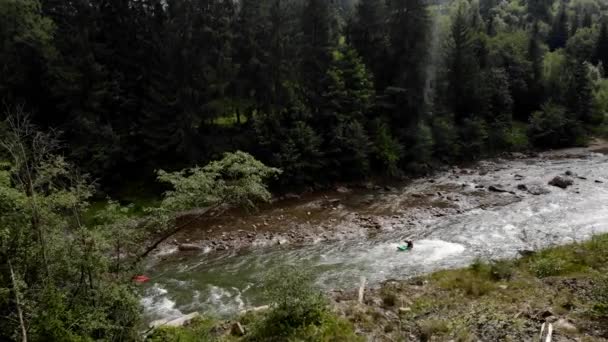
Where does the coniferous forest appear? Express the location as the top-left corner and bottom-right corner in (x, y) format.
(2, 0), (608, 341)
(3, 0), (608, 191)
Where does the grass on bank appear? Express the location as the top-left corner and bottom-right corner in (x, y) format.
(146, 234), (608, 341)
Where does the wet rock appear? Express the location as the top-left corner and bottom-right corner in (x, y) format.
(517, 184), (528, 191)
(284, 193), (301, 200)
(489, 185), (508, 193)
(595, 180), (604, 184)
(231, 322), (245, 336)
(475, 184), (485, 189)
(514, 174), (525, 180)
(549, 176), (574, 189)
(384, 186), (397, 192)
(526, 185), (551, 195)
(320, 198), (340, 208)
(564, 170), (574, 176)
(555, 318), (577, 333)
(178, 243), (203, 252)
(577, 176), (587, 180)
(518, 249), (536, 257)
(539, 309), (555, 319)
(336, 186), (350, 193)
(428, 179), (436, 183)
(411, 193), (423, 198)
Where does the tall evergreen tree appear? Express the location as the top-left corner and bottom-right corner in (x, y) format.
(596, 20), (608, 72)
(549, 2), (569, 50)
(349, 0), (389, 89)
(300, 0), (337, 111)
(386, 0), (430, 127)
(446, 3), (481, 123)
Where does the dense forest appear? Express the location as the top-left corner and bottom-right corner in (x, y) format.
(1, 0), (608, 340)
(2, 0), (608, 192)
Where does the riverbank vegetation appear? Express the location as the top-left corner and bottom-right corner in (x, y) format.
(148, 234), (608, 341)
(0, 114), (279, 341)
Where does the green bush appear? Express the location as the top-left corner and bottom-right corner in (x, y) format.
(146, 317), (215, 342)
(531, 255), (566, 278)
(489, 260), (515, 281)
(247, 267), (361, 341)
(592, 277), (608, 318)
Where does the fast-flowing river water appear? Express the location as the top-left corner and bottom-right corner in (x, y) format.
(141, 148), (608, 323)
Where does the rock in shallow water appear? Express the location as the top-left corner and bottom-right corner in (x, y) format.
(489, 185), (508, 193)
(178, 243), (203, 252)
(548, 176), (574, 189)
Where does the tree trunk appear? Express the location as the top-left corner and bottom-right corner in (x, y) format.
(9, 260), (28, 342)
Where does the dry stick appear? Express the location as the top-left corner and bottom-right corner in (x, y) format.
(8, 260), (27, 342)
(137, 203), (224, 261)
(358, 276), (366, 304)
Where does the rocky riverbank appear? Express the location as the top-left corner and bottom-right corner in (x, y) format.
(153, 142), (607, 258)
(147, 233), (608, 341)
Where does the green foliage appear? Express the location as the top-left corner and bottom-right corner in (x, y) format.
(459, 118), (488, 159)
(529, 102), (582, 147)
(157, 151), (281, 212)
(0, 113), (141, 341)
(371, 119), (403, 177)
(592, 277), (608, 318)
(248, 267), (360, 341)
(146, 317), (215, 342)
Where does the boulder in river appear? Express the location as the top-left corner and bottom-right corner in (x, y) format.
(549, 176), (574, 189)
(489, 185), (508, 193)
(520, 184), (551, 196)
(336, 186), (350, 193)
(283, 193), (301, 200)
(178, 243), (203, 252)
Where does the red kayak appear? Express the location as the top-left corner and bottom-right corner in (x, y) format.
(132, 275), (150, 283)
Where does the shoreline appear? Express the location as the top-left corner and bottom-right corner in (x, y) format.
(151, 140), (608, 259)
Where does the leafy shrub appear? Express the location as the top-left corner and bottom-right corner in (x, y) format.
(590, 277), (608, 318)
(381, 289), (398, 307)
(247, 267), (361, 341)
(531, 255), (566, 278)
(504, 122), (530, 151)
(528, 102), (584, 148)
(489, 260), (515, 281)
(146, 317), (214, 342)
(419, 319), (450, 341)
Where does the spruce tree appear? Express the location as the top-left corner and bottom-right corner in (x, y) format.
(349, 0), (389, 89)
(596, 20), (608, 73)
(386, 0), (430, 127)
(549, 2), (569, 50)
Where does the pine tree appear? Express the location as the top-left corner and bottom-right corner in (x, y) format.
(528, 21), (545, 111)
(549, 2), (569, 50)
(300, 0), (337, 110)
(446, 3), (480, 123)
(596, 20), (608, 73)
(318, 41), (375, 179)
(566, 61), (594, 125)
(349, 0), (389, 89)
(386, 0), (430, 127)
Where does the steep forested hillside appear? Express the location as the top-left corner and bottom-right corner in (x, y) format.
(2, 0), (608, 191)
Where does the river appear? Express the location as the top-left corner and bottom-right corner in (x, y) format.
(141, 146), (608, 324)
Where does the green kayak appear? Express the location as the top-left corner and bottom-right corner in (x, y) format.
(397, 245), (410, 252)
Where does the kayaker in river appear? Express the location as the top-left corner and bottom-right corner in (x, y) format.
(406, 240), (414, 249)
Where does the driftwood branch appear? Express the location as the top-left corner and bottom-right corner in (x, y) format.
(358, 276), (366, 304)
(137, 203), (224, 260)
(9, 260), (27, 342)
